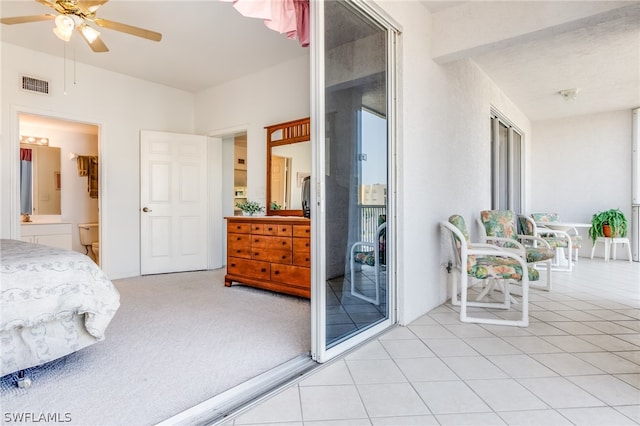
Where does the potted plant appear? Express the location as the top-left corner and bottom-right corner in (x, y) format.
(235, 200), (264, 216)
(589, 208), (628, 243)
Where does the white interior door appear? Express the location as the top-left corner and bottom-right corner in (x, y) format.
(140, 130), (209, 275)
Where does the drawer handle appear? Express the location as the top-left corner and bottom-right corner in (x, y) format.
(236, 250), (241, 253)
(254, 252), (259, 256)
(282, 242), (286, 245)
(261, 268), (266, 272)
(231, 263), (236, 267)
(268, 227), (273, 231)
(281, 228), (287, 232)
(274, 270), (280, 275)
(282, 255), (286, 259)
(236, 237), (241, 241)
(305, 243), (310, 247)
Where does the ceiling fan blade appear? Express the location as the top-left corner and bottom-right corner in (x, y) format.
(76, 25), (109, 52)
(94, 18), (162, 42)
(34, 0), (57, 10)
(77, 0), (109, 13)
(0, 14), (55, 25)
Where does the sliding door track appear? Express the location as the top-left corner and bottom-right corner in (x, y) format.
(157, 354), (317, 426)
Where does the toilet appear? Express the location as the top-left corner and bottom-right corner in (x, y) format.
(91, 242), (100, 264)
(78, 223), (99, 263)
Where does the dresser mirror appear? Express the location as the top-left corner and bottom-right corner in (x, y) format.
(266, 118), (311, 217)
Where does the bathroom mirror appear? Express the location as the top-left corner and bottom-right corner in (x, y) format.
(20, 144), (62, 215)
(266, 118), (311, 216)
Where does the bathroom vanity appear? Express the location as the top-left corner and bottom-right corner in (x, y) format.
(20, 222), (72, 250)
(225, 216), (311, 298)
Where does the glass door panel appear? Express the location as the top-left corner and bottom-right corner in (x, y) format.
(322, 1), (391, 351)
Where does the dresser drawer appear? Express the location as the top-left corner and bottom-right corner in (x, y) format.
(270, 264), (310, 286)
(227, 239), (252, 259)
(293, 238), (311, 253)
(252, 235), (292, 250)
(250, 223), (265, 234)
(293, 252), (311, 267)
(228, 232), (252, 244)
(263, 223), (292, 236)
(252, 249), (292, 264)
(228, 222), (252, 234)
(293, 225), (311, 238)
(227, 258), (270, 280)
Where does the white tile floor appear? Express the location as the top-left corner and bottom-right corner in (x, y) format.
(224, 257), (639, 425)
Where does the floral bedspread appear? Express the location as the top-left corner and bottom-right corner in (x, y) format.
(0, 239), (120, 375)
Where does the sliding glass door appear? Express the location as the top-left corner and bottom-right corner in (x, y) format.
(311, 0), (397, 362)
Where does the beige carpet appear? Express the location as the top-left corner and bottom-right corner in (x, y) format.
(1, 269), (311, 425)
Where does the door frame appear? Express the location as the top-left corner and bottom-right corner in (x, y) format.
(310, 0), (401, 363)
(8, 105), (105, 267)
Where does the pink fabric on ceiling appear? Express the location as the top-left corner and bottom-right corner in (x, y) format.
(292, 0), (309, 47)
(225, 0), (309, 47)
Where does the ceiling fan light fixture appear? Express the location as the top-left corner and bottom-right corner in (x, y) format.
(79, 24), (100, 44)
(53, 14), (74, 41)
(53, 26), (72, 41)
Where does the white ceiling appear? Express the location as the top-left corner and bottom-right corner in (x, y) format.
(1, 0), (308, 93)
(2, 1), (639, 122)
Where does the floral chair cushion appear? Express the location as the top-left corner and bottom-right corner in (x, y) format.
(518, 214), (569, 249)
(480, 210), (555, 263)
(531, 212), (560, 222)
(353, 251), (376, 266)
(353, 215), (386, 267)
(448, 215), (539, 282)
(530, 212), (582, 248)
(472, 256), (540, 281)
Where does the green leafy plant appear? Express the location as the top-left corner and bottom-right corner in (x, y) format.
(270, 201), (282, 210)
(235, 200), (264, 216)
(588, 208), (627, 243)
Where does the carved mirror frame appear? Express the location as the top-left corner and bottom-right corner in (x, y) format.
(265, 117), (310, 217)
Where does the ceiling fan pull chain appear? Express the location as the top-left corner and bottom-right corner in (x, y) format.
(63, 40), (67, 95)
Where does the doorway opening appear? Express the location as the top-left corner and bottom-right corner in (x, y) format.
(17, 113), (101, 265)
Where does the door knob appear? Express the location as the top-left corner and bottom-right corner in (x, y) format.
(142, 207), (152, 212)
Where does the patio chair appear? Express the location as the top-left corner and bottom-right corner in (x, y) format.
(518, 214), (573, 272)
(531, 212), (582, 262)
(349, 215), (386, 305)
(477, 210), (554, 291)
(441, 214), (536, 327)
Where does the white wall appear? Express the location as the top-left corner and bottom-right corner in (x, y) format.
(377, 1), (532, 325)
(1, 43), (195, 279)
(194, 55), (311, 207)
(531, 109), (633, 258)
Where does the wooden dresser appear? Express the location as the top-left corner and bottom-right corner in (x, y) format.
(225, 216), (311, 298)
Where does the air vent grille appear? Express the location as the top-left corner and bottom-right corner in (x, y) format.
(21, 76), (49, 94)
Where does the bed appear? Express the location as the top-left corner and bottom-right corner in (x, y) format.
(0, 239), (120, 384)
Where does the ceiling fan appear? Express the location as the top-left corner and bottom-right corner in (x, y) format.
(0, 0), (162, 53)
